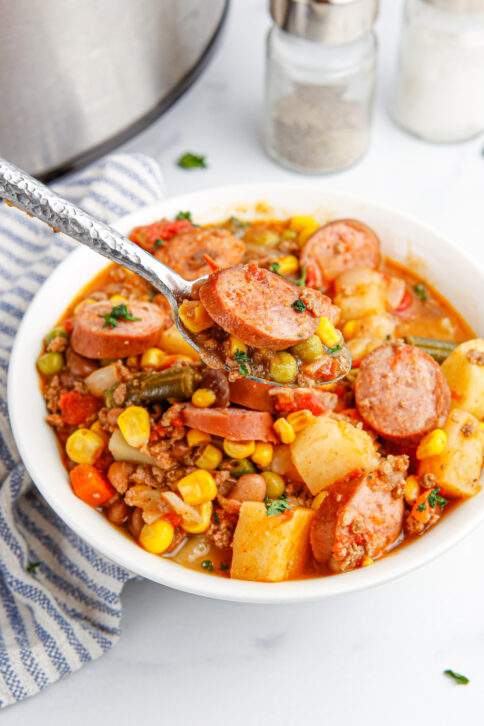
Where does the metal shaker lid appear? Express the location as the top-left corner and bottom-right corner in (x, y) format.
(270, 0), (379, 44)
(426, 0), (484, 10)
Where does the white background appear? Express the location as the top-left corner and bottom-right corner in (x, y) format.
(6, 0), (484, 723)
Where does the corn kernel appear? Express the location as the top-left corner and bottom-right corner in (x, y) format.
(316, 317), (342, 349)
(275, 255), (299, 276)
(404, 475), (420, 505)
(286, 409), (316, 432)
(109, 294), (128, 304)
(177, 469), (217, 505)
(191, 388), (216, 408)
(273, 418), (296, 444)
(362, 556), (374, 567)
(262, 471), (285, 498)
(140, 347), (166, 369)
(181, 500), (213, 533)
(343, 320), (357, 340)
(117, 406), (150, 448)
(416, 429), (447, 460)
(251, 442), (274, 468)
(90, 420), (107, 444)
(160, 324), (200, 360)
(290, 215), (320, 244)
(187, 429), (211, 447)
(139, 519), (174, 554)
(223, 439), (256, 459)
(179, 300), (213, 333)
(229, 336), (248, 357)
(195, 444), (223, 471)
(66, 428), (104, 465)
(312, 490), (328, 510)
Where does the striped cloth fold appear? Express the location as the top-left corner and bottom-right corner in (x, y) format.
(0, 154), (166, 708)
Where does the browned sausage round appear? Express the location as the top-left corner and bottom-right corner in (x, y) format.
(310, 470), (404, 572)
(155, 227), (245, 280)
(199, 264), (338, 350)
(301, 219), (381, 291)
(71, 300), (170, 359)
(355, 343), (450, 442)
(182, 404), (277, 442)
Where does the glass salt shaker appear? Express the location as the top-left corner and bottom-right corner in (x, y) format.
(392, 0), (484, 143)
(264, 0), (379, 174)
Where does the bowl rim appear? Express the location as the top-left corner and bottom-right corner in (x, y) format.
(7, 182), (484, 604)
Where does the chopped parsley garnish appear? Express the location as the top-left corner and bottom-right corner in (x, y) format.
(201, 559), (214, 571)
(26, 561), (41, 574)
(413, 283), (428, 301)
(102, 304), (141, 329)
(175, 210), (192, 221)
(220, 563), (229, 572)
(265, 494), (291, 517)
(153, 238), (166, 249)
(234, 349), (251, 376)
(269, 262), (281, 275)
(295, 265), (307, 287)
(327, 344), (342, 354)
(444, 669), (469, 685)
(428, 487), (448, 508)
(417, 502), (427, 512)
(177, 152), (207, 170)
(292, 299), (307, 313)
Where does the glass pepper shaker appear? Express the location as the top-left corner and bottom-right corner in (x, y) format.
(392, 0), (484, 143)
(264, 0), (379, 174)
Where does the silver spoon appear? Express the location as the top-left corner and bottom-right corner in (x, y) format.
(0, 158), (351, 385)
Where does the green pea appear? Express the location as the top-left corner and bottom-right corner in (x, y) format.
(262, 471), (285, 499)
(230, 458), (256, 478)
(37, 352), (64, 376)
(269, 352), (298, 384)
(291, 335), (324, 363)
(44, 327), (68, 345)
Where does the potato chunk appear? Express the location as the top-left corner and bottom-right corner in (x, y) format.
(290, 415), (379, 495)
(418, 409), (483, 498)
(441, 339), (484, 420)
(230, 502), (314, 582)
(334, 268), (386, 323)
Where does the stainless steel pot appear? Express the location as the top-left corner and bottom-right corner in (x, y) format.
(0, 0), (228, 179)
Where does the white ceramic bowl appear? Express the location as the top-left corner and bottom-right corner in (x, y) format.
(8, 184), (484, 604)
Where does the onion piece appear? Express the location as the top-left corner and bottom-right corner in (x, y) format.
(108, 428), (154, 465)
(385, 276), (406, 310)
(85, 363), (121, 397)
(161, 491), (201, 523)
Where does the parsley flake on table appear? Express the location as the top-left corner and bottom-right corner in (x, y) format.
(413, 282), (428, 301)
(26, 561), (41, 574)
(176, 152), (207, 170)
(175, 210), (192, 221)
(265, 494), (291, 517)
(444, 669), (469, 685)
(292, 299), (307, 313)
(201, 559), (214, 572)
(102, 303), (141, 329)
(234, 349), (251, 376)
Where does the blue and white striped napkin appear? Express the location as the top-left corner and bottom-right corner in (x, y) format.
(0, 154), (165, 708)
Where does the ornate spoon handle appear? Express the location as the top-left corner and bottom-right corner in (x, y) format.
(0, 157), (191, 309)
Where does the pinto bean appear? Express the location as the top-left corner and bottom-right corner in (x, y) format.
(128, 507), (144, 539)
(106, 498), (129, 525)
(229, 474), (267, 502)
(66, 347), (98, 378)
(108, 461), (134, 495)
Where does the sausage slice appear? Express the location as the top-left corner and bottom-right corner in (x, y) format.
(355, 343), (450, 442)
(182, 405), (277, 442)
(199, 264), (338, 350)
(71, 301), (169, 359)
(155, 227), (245, 280)
(310, 460), (406, 572)
(301, 219), (381, 291)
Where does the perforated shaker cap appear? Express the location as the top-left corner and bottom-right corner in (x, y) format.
(270, 0), (379, 44)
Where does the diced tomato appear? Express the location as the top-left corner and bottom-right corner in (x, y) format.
(149, 421), (168, 443)
(64, 318), (74, 334)
(304, 264), (319, 289)
(129, 219), (193, 251)
(70, 464), (114, 507)
(202, 253), (219, 272)
(395, 288), (412, 313)
(273, 389), (330, 416)
(59, 390), (101, 426)
(164, 511), (182, 528)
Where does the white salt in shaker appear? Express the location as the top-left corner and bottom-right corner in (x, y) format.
(264, 0), (379, 174)
(392, 0), (484, 143)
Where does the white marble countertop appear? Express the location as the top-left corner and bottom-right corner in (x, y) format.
(6, 0), (484, 723)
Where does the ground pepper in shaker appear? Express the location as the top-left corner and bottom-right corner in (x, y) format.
(264, 0), (379, 174)
(392, 0), (484, 143)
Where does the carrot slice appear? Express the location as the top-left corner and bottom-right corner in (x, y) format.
(70, 464), (114, 507)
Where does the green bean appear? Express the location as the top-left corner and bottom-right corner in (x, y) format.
(105, 366), (200, 406)
(37, 352), (64, 376)
(405, 335), (457, 352)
